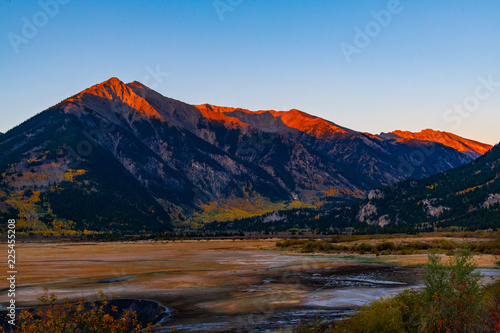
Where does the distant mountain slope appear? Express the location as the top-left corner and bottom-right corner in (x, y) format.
(0, 77), (493, 233)
(195, 104), (356, 139)
(196, 104), (485, 187)
(389, 129), (492, 156)
(353, 143), (500, 229)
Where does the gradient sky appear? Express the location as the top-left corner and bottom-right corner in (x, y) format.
(1, 0), (499, 144)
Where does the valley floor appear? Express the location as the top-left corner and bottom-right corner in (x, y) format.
(1, 237), (499, 332)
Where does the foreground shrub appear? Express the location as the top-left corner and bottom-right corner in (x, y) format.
(483, 280), (500, 332)
(423, 251), (484, 332)
(294, 290), (425, 333)
(1, 287), (160, 333)
(334, 292), (417, 333)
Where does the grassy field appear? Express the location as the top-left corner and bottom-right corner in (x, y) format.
(276, 231), (500, 268)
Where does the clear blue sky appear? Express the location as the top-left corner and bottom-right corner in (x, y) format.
(1, 0), (499, 144)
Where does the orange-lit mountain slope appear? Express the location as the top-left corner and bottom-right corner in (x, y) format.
(391, 129), (492, 155)
(195, 104), (356, 139)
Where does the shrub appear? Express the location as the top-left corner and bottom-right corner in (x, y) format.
(376, 242), (397, 252)
(302, 240), (318, 253)
(393, 289), (427, 332)
(1, 287), (160, 333)
(435, 239), (458, 250)
(355, 243), (373, 253)
(276, 238), (306, 248)
(405, 241), (431, 250)
(484, 280), (500, 332)
(302, 239), (332, 253)
(423, 250), (484, 332)
(334, 296), (408, 333)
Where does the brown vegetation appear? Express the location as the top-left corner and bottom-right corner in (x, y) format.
(0, 287), (161, 333)
(277, 231), (500, 257)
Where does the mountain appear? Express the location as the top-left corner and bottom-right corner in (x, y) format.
(0, 78), (492, 233)
(352, 143), (500, 230)
(388, 129), (491, 157)
(195, 104), (491, 187)
(212, 143), (500, 233)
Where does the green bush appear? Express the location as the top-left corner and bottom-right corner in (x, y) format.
(276, 238), (306, 248)
(334, 296), (410, 333)
(376, 242), (397, 252)
(301, 239), (333, 253)
(435, 239), (457, 250)
(423, 250), (484, 332)
(355, 243), (373, 253)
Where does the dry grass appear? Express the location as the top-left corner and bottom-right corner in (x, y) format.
(6, 237), (498, 320)
(1, 239), (323, 312)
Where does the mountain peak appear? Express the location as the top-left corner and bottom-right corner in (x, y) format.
(65, 77), (164, 120)
(127, 80), (152, 91)
(74, 77), (130, 100)
(103, 76), (123, 86)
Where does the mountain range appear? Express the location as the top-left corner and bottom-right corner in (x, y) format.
(210, 142), (500, 233)
(0, 78), (494, 233)
(352, 142), (500, 230)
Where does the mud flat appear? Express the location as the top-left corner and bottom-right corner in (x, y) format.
(1, 240), (498, 332)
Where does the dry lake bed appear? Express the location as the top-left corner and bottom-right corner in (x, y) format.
(1, 240), (499, 332)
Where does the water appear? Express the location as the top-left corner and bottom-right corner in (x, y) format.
(159, 266), (420, 332)
(159, 267), (500, 332)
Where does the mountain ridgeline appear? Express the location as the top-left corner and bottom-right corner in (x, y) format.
(0, 78), (494, 234)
